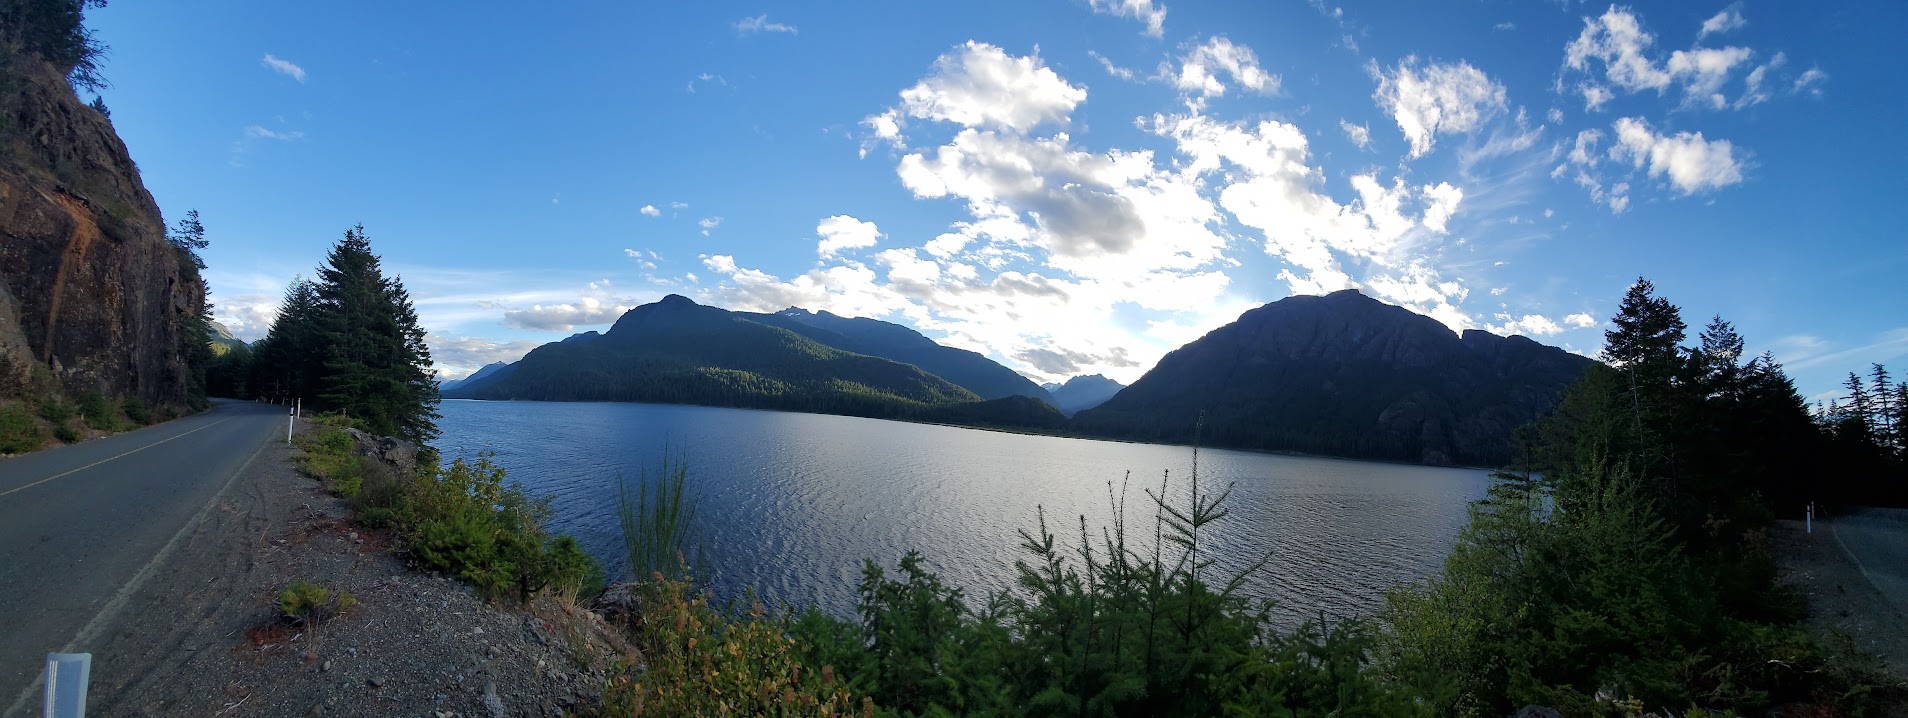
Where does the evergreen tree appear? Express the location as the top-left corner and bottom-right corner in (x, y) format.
(1694, 315), (1745, 401)
(165, 208), (207, 269)
(1871, 364), (1896, 449)
(311, 225), (439, 444)
(249, 279), (323, 402)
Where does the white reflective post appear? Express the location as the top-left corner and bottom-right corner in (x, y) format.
(43, 652), (90, 718)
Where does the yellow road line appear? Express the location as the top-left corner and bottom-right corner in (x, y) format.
(0, 417), (235, 499)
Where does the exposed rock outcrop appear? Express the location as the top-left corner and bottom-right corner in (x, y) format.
(0, 44), (204, 410)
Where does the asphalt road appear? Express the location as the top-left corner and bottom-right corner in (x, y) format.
(1830, 506), (1908, 618)
(0, 399), (286, 714)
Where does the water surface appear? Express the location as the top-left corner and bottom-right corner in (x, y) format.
(436, 399), (1490, 625)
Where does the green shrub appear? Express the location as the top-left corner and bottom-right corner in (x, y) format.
(277, 579), (357, 626)
(0, 404), (43, 454)
(616, 452), (704, 584)
(36, 400), (73, 424)
(407, 453), (603, 602)
(77, 391), (116, 431)
(120, 396), (150, 425)
(52, 424), (80, 444)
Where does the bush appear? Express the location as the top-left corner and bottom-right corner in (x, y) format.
(408, 453), (604, 602)
(36, 400), (73, 424)
(120, 396), (149, 425)
(52, 424), (79, 444)
(278, 579), (357, 626)
(77, 390), (116, 431)
(0, 404), (43, 454)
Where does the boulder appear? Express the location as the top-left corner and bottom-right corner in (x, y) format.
(343, 428), (418, 478)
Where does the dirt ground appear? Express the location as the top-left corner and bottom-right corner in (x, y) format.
(74, 422), (624, 717)
(1769, 518), (1908, 681)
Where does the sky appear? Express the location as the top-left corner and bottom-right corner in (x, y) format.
(85, 0), (1907, 401)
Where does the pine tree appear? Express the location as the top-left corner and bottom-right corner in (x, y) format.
(1694, 315), (1745, 401)
(166, 208), (207, 269)
(311, 225), (439, 444)
(1871, 364), (1896, 448)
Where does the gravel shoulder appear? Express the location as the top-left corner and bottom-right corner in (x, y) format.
(1769, 517), (1908, 680)
(80, 421), (623, 717)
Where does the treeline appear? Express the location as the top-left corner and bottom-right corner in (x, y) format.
(1817, 364), (1908, 507)
(598, 277), (1899, 717)
(208, 225), (439, 444)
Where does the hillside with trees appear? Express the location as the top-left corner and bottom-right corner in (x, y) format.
(740, 307), (1054, 403)
(1072, 289), (1595, 465)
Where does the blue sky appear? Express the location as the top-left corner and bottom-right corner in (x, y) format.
(87, 1), (1906, 400)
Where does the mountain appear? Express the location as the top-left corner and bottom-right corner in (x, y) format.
(445, 295), (991, 418)
(439, 361), (508, 393)
(1071, 289), (1595, 466)
(1046, 374), (1125, 415)
(740, 308), (1053, 403)
(208, 321), (246, 356)
(0, 30), (206, 411)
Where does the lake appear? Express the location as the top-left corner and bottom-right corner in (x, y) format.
(436, 399), (1492, 625)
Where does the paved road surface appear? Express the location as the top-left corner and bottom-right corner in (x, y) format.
(1830, 506), (1908, 618)
(0, 400), (286, 715)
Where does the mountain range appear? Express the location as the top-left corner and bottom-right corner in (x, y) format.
(1042, 374), (1125, 415)
(447, 290), (1595, 466)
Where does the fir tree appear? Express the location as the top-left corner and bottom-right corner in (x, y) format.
(311, 225), (439, 444)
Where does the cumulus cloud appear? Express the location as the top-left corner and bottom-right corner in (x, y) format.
(639, 204), (661, 217)
(1086, 0), (1166, 37)
(428, 335), (542, 378)
(261, 54), (306, 82)
(1793, 67), (1828, 96)
(1564, 312), (1599, 328)
(1371, 58), (1507, 158)
(865, 41), (1085, 146)
(1563, 5), (1789, 111)
(1609, 116), (1744, 194)
(733, 14), (797, 35)
(501, 280), (637, 331)
(1488, 313), (1566, 336)
(816, 215), (883, 257)
(698, 217), (722, 236)
(1168, 37), (1277, 108)
(1339, 119), (1372, 149)
(208, 293), (282, 340)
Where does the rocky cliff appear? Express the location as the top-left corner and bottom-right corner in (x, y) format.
(0, 45), (204, 410)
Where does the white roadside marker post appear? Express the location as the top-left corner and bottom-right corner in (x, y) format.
(287, 402), (295, 443)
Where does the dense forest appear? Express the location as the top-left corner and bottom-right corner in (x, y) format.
(220, 225), (440, 444)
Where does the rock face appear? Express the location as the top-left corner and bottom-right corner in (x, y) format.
(1072, 289), (1594, 466)
(0, 51), (204, 409)
(343, 427), (419, 479)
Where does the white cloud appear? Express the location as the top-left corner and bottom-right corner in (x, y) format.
(1563, 5), (1781, 111)
(699, 217), (723, 236)
(428, 335), (541, 378)
(1338, 119), (1372, 150)
(1086, 0), (1167, 37)
(1699, 5), (1747, 39)
(867, 41), (1085, 142)
(1546, 108), (1565, 124)
(733, 14), (797, 35)
(816, 215), (883, 258)
(670, 201), (689, 210)
(1169, 37), (1277, 108)
(1371, 58), (1507, 158)
(1564, 312), (1598, 328)
(1609, 116), (1744, 194)
(501, 281), (638, 331)
(1488, 313), (1565, 336)
(1089, 50), (1135, 81)
(639, 204), (661, 217)
(244, 125), (304, 141)
(1794, 66), (1828, 96)
(1494, 21), (1515, 31)
(208, 293), (281, 340)
(261, 54), (306, 83)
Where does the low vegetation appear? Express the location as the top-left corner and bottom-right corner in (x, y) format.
(0, 403), (42, 454)
(293, 415), (603, 604)
(277, 579), (357, 627)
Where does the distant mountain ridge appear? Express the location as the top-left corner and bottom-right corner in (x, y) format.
(1044, 374), (1125, 415)
(739, 308), (1053, 403)
(440, 361), (508, 392)
(443, 295), (1064, 427)
(1072, 289), (1594, 466)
